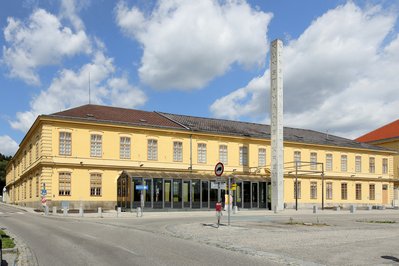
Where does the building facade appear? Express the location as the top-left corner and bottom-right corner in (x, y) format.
(356, 119), (399, 206)
(5, 104), (397, 210)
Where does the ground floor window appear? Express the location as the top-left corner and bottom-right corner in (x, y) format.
(90, 173), (102, 196)
(341, 183), (347, 200)
(310, 182), (317, 199)
(59, 172), (71, 196)
(294, 181), (301, 199)
(326, 182), (333, 200)
(355, 183), (362, 200)
(369, 184), (375, 200)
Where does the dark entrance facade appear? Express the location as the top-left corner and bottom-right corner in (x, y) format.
(117, 171), (270, 211)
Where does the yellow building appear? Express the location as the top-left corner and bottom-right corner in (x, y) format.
(5, 104), (397, 210)
(356, 119), (399, 206)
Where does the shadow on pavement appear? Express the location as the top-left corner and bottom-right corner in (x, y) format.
(381, 256), (399, 263)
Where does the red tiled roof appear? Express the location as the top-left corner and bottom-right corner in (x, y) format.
(356, 119), (399, 143)
(50, 104), (185, 129)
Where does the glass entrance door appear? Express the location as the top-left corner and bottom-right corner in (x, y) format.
(259, 182), (267, 208)
(173, 179), (182, 209)
(183, 180), (190, 208)
(153, 178), (163, 209)
(132, 178), (142, 208)
(164, 180), (172, 208)
(192, 180), (201, 208)
(143, 179), (152, 208)
(201, 181), (209, 208)
(252, 182), (258, 208)
(236, 182), (242, 208)
(243, 181), (251, 208)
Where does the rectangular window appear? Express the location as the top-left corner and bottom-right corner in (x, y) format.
(326, 154), (333, 171)
(310, 152), (317, 170)
(197, 143), (207, 163)
(59, 132), (72, 156)
(355, 156), (361, 173)
(90, 173), (102, 196)
(59, 172), (71, 196)
(24, 150), (26, 169)
(29, 178), (32, 198)
(341, 155), (347, 172)
(120, 137), (131, 159)
(29, 144), (32, 165)
(356, 183), (362, 200)
(147, 139), (158, 160)
(219, 145), (228, 165)
(239, 146), (248, 166)
(341, 183), (347, 200)
(90, 134), (102, 157)
(35, 138), (39, 160)
(173, 141), (183, 162)
(294, 151), (301, 168)
(382, 158), (388, 174)
(258, 148), (266, 167)
(369, 184), (375, 200)
(326, 182), (333, 200)
(369, 157), (375, 173)
(294, 181), (301, 199)
(36, 174), (39, 197)
(310, 182), (317, 199)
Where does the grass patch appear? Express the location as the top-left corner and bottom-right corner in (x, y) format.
(0, 229), (16, 249)
(356, 219), (396, 224)
(286, 217), (329, 226)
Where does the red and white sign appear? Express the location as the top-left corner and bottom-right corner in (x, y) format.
(41, 197), (47, 206)
(214, 162), (224, 176)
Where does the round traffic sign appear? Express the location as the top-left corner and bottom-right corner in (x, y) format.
(214, 162), (224, 176)
(41, 197), (47, 204)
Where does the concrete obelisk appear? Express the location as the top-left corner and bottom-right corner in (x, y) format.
(270, 39), (284, 212)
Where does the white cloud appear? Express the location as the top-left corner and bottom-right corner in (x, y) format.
(10, 50), (148, 132)
(0, 135), (19, 156)
(59, 0), (89, 31)
(115, 0), (272, 90)
(210, 2), (399, 138)
(2, 8), (91, 85)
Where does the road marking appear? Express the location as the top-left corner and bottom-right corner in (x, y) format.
(116, 245), (138, 256)
(82, 233), (97, 240)
(0, 212), (3, 215)
(16, 212), (24, 214)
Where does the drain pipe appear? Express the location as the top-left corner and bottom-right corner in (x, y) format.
(189, 134), (193, 172)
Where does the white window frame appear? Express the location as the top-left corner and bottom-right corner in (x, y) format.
(310, 152), (317, 170)
(294, 151), (301, 167)
(90, 134), (102, 157)
(173, 141), (183, 162)
(120, 137), (131, 159)
(239, 146), (248, 166)
(258, 148), (266, 167)
(355, 156), (361, 173)
(197, 143), (207, 163)
(219, 145), (228, 165)
(341, 155), (347, 172)
(147, 139), (158, 161)
(59, 132), (72, 156)
(382, 158), (388, 174)
(369, 157), (375, 173)
(90, 173), (102, 197)
(59, 172), (71, 196)
(326, 154), (333, 171)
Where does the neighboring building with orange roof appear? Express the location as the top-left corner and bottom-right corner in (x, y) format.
(356, 120), (399, 206)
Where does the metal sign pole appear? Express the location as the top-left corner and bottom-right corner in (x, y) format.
(228, 176), (231, 226)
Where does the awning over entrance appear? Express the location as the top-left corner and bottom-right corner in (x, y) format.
(121, 170), (270, 182)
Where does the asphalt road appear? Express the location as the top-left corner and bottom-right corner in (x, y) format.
(0, 204), (268, 266)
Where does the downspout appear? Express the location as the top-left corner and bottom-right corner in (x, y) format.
(190, 134), (193, 173)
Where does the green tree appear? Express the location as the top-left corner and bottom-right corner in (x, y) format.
(0, 153), (12, 190)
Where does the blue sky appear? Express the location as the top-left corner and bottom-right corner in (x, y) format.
(1, 0), (399, 156)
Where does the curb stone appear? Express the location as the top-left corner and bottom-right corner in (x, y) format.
(2, 229), (38, 266)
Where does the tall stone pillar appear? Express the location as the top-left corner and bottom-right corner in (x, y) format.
(270, 39), (284, 212)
